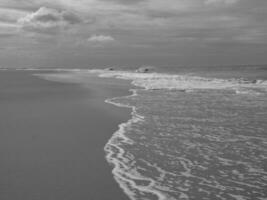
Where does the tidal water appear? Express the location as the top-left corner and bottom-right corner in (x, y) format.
(93, 66), (267, 200)
(0, 70), (131, 200)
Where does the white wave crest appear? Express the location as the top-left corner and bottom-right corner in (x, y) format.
(88, 69), (267, 92)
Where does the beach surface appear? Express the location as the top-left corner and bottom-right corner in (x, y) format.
(0, 70), (131, 200)
(1, 67), (266, 200)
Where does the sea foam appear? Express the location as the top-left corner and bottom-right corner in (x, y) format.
(88, 69), (267, 93)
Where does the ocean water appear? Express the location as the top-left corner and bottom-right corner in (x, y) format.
(89, 66), (267, 200)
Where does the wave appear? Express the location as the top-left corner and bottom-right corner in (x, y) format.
(89, 69), (267, 94)
(5, 67), (267, 94)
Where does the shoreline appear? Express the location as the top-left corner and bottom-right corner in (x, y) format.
(34, 70), (156, 200)
(2, 69), (266, 200)
(103, 89), (174, 200)
(0, 70), (133, 200)
(36, 68), (267, 199)
(104, 89), (145, 199)
(97, 69), (267, 200)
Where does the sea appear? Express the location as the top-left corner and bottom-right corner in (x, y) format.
(1, 65), (267, 200)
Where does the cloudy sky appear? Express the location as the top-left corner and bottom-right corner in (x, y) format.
(0, 0), (267, 68)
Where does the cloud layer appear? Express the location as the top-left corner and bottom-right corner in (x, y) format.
(88, 35), (114, 42)
(1, 0), (267, 67)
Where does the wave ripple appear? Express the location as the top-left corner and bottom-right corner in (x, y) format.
(97, 70), (267, 200)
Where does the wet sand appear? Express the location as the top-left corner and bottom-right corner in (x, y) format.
(0, 70), (131, 200)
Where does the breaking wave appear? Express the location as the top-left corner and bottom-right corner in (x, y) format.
(90, 69), (267, 94)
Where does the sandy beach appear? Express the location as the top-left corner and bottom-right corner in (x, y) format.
(0, 70), (131, 200)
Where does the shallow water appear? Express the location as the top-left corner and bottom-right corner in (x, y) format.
(0, 70), (131, 200)
(108, 89), (267, 200)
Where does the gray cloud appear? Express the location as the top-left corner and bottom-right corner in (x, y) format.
(0, 8), (27, 24)
(0, 0), (45, 12)
(1, 0), (267, 67)
(98, 0), (146, 5)
(18, 7), (82, 34)
(0, 33), (16, 38)
(88, 34), (115, 42)
(204, 0), (239, 5)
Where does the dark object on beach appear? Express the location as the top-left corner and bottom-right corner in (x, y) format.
(136, 66), (155, 73)
(105, 67), (114, 71)
(239, 78), (258, 84)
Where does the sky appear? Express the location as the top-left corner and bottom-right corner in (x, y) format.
(0, 0), (267, 68)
